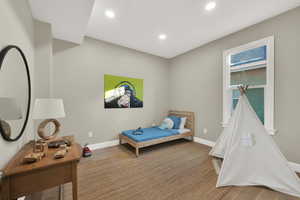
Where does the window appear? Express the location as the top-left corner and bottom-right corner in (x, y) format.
(223, 36), (275, 134)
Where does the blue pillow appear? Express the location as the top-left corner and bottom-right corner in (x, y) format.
(168, 115), (181, 129)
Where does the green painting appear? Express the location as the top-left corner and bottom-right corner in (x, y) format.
(104, 74), (143, 109)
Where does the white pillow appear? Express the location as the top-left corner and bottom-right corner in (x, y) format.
(159, 118), (174, 129)
(179, 117), (187, 129)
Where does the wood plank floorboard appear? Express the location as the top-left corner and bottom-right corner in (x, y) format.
(30, 139), (300, 200)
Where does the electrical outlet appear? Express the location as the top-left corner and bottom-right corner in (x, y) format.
(203, 128), (208, 134)
(88, 131), (93, 138)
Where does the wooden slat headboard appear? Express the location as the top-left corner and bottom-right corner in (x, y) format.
(168, 110), (195, 135)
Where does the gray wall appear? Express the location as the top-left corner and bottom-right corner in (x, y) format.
(0, 0), (35, 169)
(34, 20), (52, 98)
(33, 21), (53, 134)
(169, 7), (300, 163)
(52, 38), (170, 145)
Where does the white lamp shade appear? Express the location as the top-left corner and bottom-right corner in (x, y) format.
(33, 98), (66, 120)
(0, 97), (23, 120)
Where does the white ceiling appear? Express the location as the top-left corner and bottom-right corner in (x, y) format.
(29, 0), (95, 44)
(29, 0), (300, 58)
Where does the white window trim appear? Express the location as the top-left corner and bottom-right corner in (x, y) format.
(222, 36), (276, 135)
(230, 60), (266, 72)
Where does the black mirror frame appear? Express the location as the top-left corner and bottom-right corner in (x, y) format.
(0, 45), (31, 142)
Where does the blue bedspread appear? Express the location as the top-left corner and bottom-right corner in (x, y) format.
(122, 127), (180, 142)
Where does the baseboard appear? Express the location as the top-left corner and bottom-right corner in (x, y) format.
(194, 137), (215, 147)
(88, 139), (119, 150)
(194, 137), (300, 173)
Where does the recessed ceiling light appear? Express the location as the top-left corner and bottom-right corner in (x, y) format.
(205, 2), (216, 11)
(158, 34), (167, 40)
(105, 9), (115, 19)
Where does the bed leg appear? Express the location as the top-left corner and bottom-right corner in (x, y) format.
(191, 136), (194, 142)
(135, 147), (139, 157)
(119, 136), (122, 145)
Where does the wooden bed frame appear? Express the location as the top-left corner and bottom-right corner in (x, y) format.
(119, 110), (195, 157)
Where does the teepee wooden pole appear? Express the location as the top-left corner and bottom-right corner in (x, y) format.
(238, 85), (249, 95)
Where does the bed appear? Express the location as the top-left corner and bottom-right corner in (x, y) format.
(119, 110), (195, 157)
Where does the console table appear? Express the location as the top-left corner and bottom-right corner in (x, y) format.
(1, 141), (81, 200)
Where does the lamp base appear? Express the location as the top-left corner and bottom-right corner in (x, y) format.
(37, 119), (61, 140)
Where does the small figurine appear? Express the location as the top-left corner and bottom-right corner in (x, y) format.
(82, 144), (92, 157)
(48, 139), (72, 148)
(54, 148), (67, 159)
(54, 144), (70, 159)
(23, 152), (45, 164)
(34, 140), (48, 155)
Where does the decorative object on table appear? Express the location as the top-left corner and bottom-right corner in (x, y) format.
(23, 152), (45, 164)
(48, 138), (72, 148)
(33, 140), (48, 156)
(0, 45), (31, 142)
(54, 144), (68, 159)
(104, 74), (143, 109)
(133, 127), (143, 135)
(32, 98), (66, 140)
(82, 144), (92, 157)
(54, 149), (67, 159)
(24, 140), (48, 163)
(0, 98), (22, 139)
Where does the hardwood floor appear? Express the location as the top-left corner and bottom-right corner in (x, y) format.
(37, 140), (300, 200)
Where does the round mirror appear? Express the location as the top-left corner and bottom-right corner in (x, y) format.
(0, 45), (31, 142)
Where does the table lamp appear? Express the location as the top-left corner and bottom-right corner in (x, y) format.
(0, 97), (23, 138)
(33, 98), (65, 140)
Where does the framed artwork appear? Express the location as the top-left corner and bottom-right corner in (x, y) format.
(104, 74), (143, 108)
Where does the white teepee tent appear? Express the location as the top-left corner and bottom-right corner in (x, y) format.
(210, 89), (300, 197)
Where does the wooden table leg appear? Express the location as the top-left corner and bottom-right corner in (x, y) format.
(71, 162), (78, 200)
(135, 147), (139, 157)
(59, 185), (63, 200)
(119, 135), (122, 145)
(191, 136), (194, 141)
(1, 177), (10, 200)
(29, 192), (42, 200)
